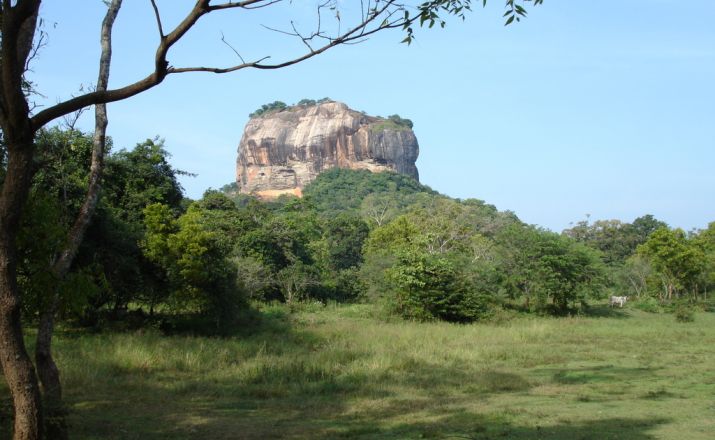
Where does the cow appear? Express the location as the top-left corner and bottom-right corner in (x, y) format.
(609, 295), (628, 308)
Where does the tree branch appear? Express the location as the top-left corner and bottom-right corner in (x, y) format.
(220, 32), (246, 64)
(30, 0), (514, 130)
(208, 0), (284, 11)
(172, 0), (400, 73)
(30, 0), (212, 129)
(1, 0), (41, 133)
(149, 0), (165, 39)
(169, 56), (270, 74)
(35, 0), (124, 408)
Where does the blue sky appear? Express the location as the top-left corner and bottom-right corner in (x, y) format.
(29, 1), (715, 232)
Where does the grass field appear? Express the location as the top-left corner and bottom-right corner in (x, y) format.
(2, 303), (714, 439)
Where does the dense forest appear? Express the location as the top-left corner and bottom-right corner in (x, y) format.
(10, 127), (714, 336)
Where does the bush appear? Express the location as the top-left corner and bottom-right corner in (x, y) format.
(632, 296), (665, 313)
(249, 98), (333, 118)
(249, 100), (288, 118)
(325, 268), (366, 302)
(387, 251), (491, 322)
(296, 98), (317, 107)
(387, 114), (414, 128)
(674, 303), (695, 323)
(483, 307), (517, 325)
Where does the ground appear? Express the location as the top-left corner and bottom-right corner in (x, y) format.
(2, 303), (714, 439)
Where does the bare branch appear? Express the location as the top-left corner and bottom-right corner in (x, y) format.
(290, 20), (314, 52)
(220, 32), (246, 64)
(59, 107), (87, 132)
(31, 0), (481, 130)
(260, 23), (298, 37)
(24, 20), (47, 73)
(170, 9), (403, 77)
(149, 0), (165, 38)
(208, 0), (284, 11)
(30, 0), (210, 128)
(169, 56), (270, 74)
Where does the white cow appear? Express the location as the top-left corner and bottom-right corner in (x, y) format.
(609, 295), (628, 308)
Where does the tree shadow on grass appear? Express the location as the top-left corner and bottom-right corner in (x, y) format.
(542, 364), (657, 385)
(0, 386), (676, 440)
(59, 327), (543, 440)
(581, 304), (631, 319)
(20, 308), (669, 440)
(329, 414), (670, 440)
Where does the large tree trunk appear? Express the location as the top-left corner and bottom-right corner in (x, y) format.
(0, 143), (42, 440)
(1, 3), (44, 439)
(34, 3), (122, 438)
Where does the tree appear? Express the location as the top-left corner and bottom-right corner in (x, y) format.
(495, 224), (605, 313)
(360, 193), (397, 227)
(361, 198), (506, 319)
(637, 228), (704, 300)
(233, 255), (273, 301)
(2, 2), (122, 437)
(102, 138), (186, 225)
(386, 249), (491, 322)
(406, 198), (474, 255)
(620, 254), (653, 299)
(632, 215), (669, 243)
(563, 215), (668, 265)
(694, 222), (715, 297)
(275, 261), (319, 305)
(0, 1), (541, 438)
(21, 130), (189, 430)
(322, 214), (370, 270)
(76, 137), (188, 317)
(143, 202), (241, 331)
(21, 121), (111, 438)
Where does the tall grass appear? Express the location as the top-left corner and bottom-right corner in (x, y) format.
(2, 303), (714, 439)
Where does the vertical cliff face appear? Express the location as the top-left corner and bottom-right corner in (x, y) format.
(236, 101), (419, 198)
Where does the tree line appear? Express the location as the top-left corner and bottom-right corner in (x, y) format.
(16, 129), (713, 338)
(564, 217), (714, 307)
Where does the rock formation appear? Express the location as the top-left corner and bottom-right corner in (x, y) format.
(236, 101), (419, 198)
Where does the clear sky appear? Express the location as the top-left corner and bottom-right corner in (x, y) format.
(29, 0), (715, 232)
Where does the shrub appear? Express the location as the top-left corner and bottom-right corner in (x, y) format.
(249, 98), (334, 118)
(632, 296), (665, 313)
(387, 114), (414, 128)
(326, 268), (366, 302)
(387, 251), (491, 322)
(296, 98), (317, 107)
(674, 303), (695, 323)
(249, 101), (288, 118)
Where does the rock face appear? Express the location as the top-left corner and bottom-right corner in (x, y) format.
(236, 101), (419, 198)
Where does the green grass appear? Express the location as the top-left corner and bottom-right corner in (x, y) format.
(2, 303), (715, 439)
